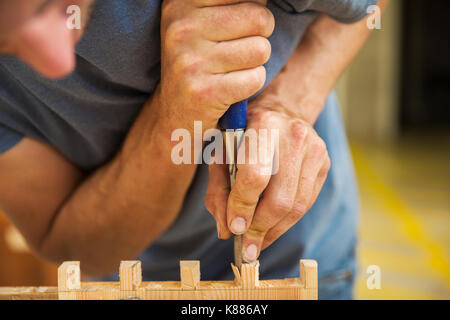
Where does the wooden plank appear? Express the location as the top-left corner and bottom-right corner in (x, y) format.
(0, 259), (320, 300)
(0, 287), (58, 300)
(67, 281), (304, 300)
(0, 283), (303, 300)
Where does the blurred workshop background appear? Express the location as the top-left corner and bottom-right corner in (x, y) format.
(0, 0), (448, 299)
(336, 0), (450, 299)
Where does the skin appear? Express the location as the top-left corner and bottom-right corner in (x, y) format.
(0, 0), (388, 275)
(0, 0), (93, 79)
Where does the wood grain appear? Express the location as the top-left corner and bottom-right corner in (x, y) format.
(0, 259), (318, 300)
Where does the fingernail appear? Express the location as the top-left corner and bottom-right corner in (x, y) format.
(230, 217), (246, 235)
(244, 244), (258, 262)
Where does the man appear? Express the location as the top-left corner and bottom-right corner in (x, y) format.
(0, 0), (386, 299)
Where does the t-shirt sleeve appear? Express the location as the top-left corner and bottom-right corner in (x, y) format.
(273, 0), (380, 23)
(0, 122), (23, 154)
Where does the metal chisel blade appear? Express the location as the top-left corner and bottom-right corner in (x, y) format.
(223, 130), (245, 271)
(234, 234), (243, 271)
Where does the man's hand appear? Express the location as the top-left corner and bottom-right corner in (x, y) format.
(205, 0), (389, 261)
(160, 0), (274, 130)
(206, 102), (330, 262)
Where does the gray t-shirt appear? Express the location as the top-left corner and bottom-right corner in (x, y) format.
(0, 0), (376, 294)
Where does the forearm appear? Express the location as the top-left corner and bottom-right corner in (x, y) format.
(39, 88), (197, 276)
(252, 0), (388, 124)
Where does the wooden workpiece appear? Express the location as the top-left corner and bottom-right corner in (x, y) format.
(0, 259), (318, 300)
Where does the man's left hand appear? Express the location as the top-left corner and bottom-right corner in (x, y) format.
(205, 100), (330, 262)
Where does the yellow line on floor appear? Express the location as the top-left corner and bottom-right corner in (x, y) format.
(351, 145), (450, 288)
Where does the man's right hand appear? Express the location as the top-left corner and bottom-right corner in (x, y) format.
(160, 0), (274, 129)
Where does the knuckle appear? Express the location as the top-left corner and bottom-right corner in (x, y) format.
(186, 79), (211, 102)
(291, 202), (308, 219)
(161, 0), (177, 19)
(174, 52), (203, 75)
(247, 226), (268, 239)
(242, 66), (266, 99)
(250, 66), (266, 92)
(240, 167), (269, 189)
(230, 192), (256, 213)
(311, 138), (327, 157)
(300, 174), (314, 186)
(256, 110), (279, 128)
(289, 120), (308, 146)
(165, 20), (196, 45)
(263, 8), (276, 37)
(270, 197), (294, 216)
(319, 157), (331, 178)
(253, 37), (272, 65)
(263, 111), (280, 125)
(251, 5), (274, 37)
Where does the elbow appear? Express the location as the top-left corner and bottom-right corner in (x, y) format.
(36, 235), (119, 278)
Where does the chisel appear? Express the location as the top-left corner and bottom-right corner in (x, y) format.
(219, 100), (247, 271)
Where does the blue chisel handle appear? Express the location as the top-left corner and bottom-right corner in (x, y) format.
(219, 100), (248, 130)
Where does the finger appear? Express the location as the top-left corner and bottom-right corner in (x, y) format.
(206, 66), (267, 107)
(260, 207), (303, 250)
(205, 162), (232, 239)
(197, 2), (274, 41)
(207, 36), (271, 74)
(261, 144), (329, 250)
(292, 138), (328, 216)
(241, 127), (306, 262)
(226, 133), (274, 236)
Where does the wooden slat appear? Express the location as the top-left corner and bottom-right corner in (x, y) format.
(240, 261), (259, 289)
(120, 261), (142, 291)
(58, 261), (81, 300)
(180, 260), (200, 289)
(299, 259), (318, 300)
